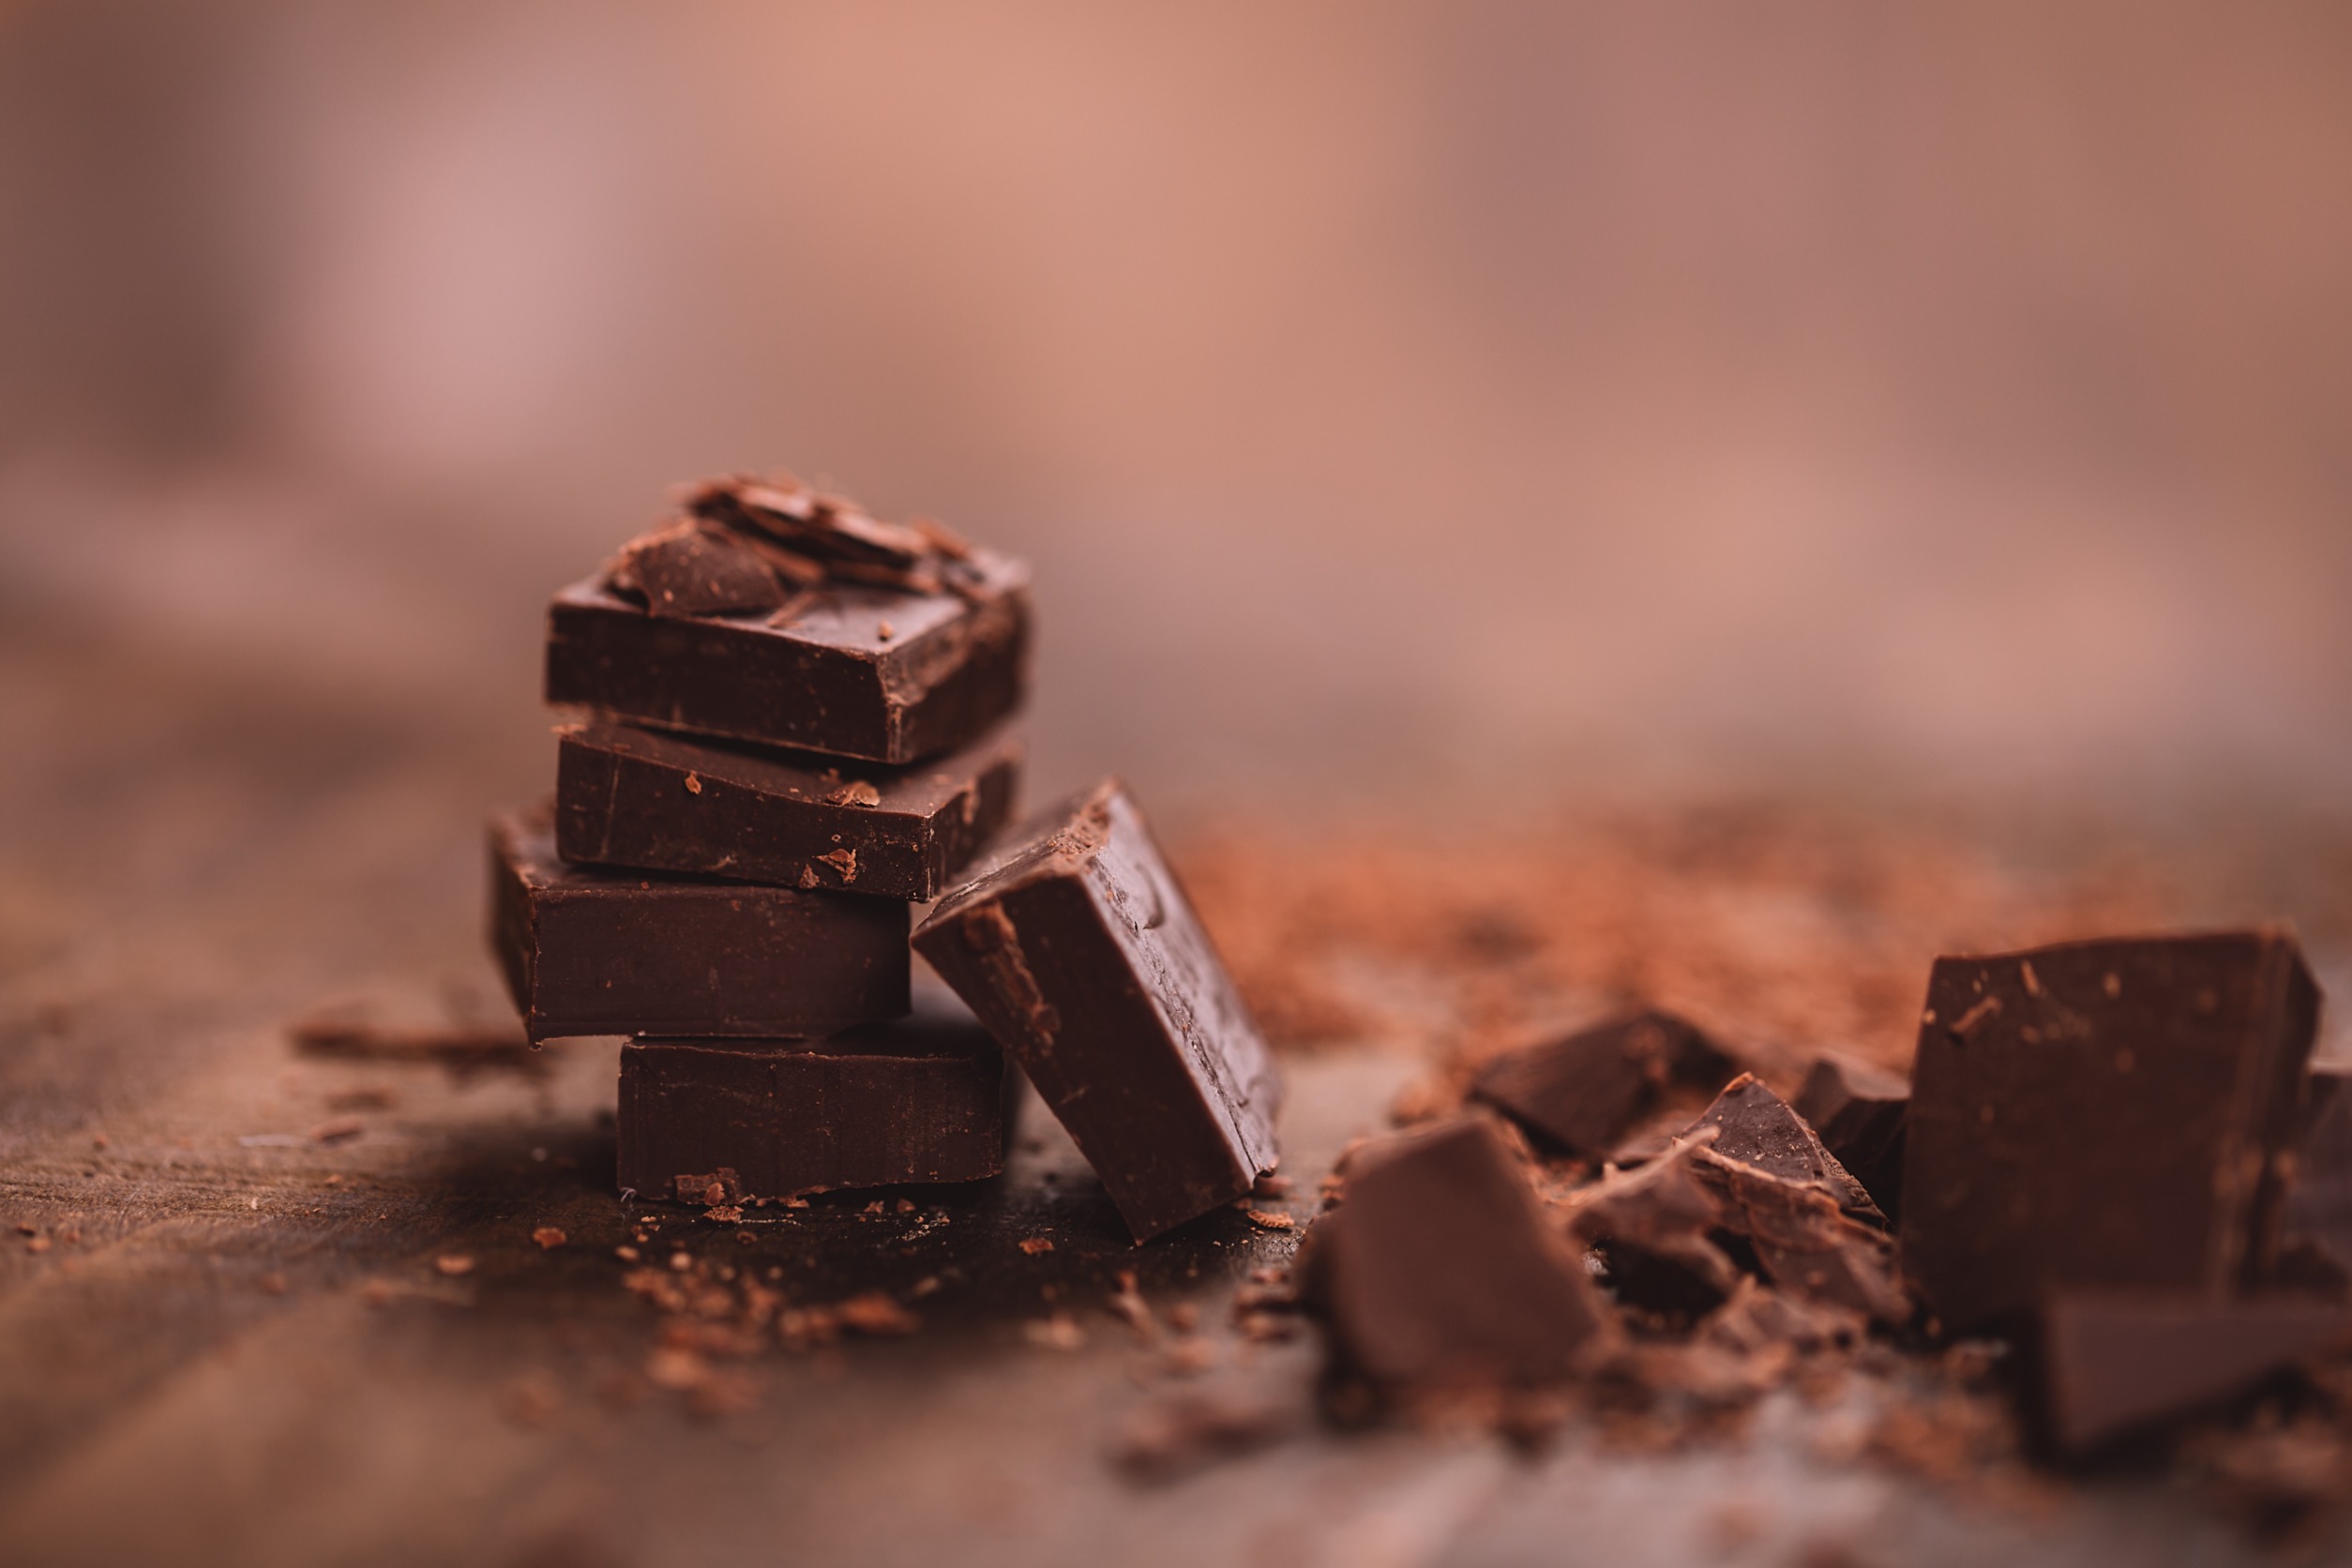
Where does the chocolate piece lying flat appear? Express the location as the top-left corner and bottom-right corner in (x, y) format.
(1469, 1009), (1732, 1159)
(618, 995), (1012, 1201)
(1904, 930), (2321, 1331)
(488, 806), (907, 1042)
(1687, 1074), (1883, 1225)
(1298, 1118), (1612, 1390)
(545, 549), (1030, 764)
(2283, 1066), (2352, 1280)
(1569, 1131), (1744, 1318)
(2040, 1293), (2351, 1455)
(914, 779), (1281, 1242)
(611, 519), (792, 619)
(1792, 1053), (1909, 1223)
(554, 719), (1022, 899)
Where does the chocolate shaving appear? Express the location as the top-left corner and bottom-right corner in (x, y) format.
(661, 473), (992, 603)
(611, 519), (792, 619)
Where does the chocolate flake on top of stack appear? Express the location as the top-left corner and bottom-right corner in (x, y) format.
(493, 470), (1034, 1203)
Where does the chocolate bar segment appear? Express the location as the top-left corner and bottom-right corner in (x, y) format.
(617, 997), (1012, 1201)
(913, 778), (1281, 1242)
(488, 805), (908, 1043)
(1903, 930), (2321, 1331)
(544, 549), (1030, 764)
(1792, 1053), (1909, 1223)
(1469, 1008), (1732, 1159)
(554, 719), (1022, 899)
(2039, 1292), (2351, 1455)
(1297, 1117), (1613, 1390)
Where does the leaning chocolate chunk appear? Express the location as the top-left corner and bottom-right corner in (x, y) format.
(609, 519), (791, 619)
(1687, 1152), (1909, 1325)
(1792, 1053), (1909, 1222)
(1469, 1009), (1733, 1158)
(1903, 930), (2321, 1331)
(554, 720), (1022, 899)
(616, 993), (1011, 1201)
(1296, 1117), (1613, 1391)
(488, 805), (908, 1042)
(545, 548), (1030, 764)
(1686, 1073), (1883, 1225)
(912, 778), (1281, 1242)
(2038, 1293), (2352, 1455)
(1568, 1130), (1744, 1319)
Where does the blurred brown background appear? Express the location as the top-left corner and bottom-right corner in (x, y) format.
(5, 0), (2351, 810)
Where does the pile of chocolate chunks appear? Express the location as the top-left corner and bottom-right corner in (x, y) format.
(490, 475), (1281, 1240)
(1303, 929), (2352, 1456)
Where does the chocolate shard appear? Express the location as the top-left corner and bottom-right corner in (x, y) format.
(545, 546), (1030, 765)
(1567, 1130), (1744, 1318)
(1685, 1147), (1910, 1324)
(617, 990), (1012, 1201)
(1295, 1117), (1614, 1391)
(2038, 1292), (2352, 1456)
(2283, 1065), (2352, 1280)
(1469, 1008), (1733, 1159)
(488, 804), (908, 1042)
(1903, 930), (2322, 1332)
(1792, 1052), (1909, 1223)
(553, 719), (1022, 900)
(1685, 1073), (1883, 1226)
(912, 779), (1281, 1242)
(611, 520), (789, 619)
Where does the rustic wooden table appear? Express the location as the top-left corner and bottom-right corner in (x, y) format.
(1, 621), (2339, 1568)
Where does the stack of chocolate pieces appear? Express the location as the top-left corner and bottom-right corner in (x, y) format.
(488, 472), (1286, 1240)
(490, 474), (1033, 1203)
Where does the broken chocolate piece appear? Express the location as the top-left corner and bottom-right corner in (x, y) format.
(610, 519), (790, 619)
(488, 805), (908, 1042)
(1469, 1009), (1733, 1158)
(913, 779), (1281, 1242)
(1296, 1117), (1613, 1390)
(1792, 1052), (1909, 1222)
(617, 991), (1012, 1200)
(1568, 1131), (1744, 1318)
(1904, 930), (2321, 1331)
(1685, 1145), (1909, 1324)
(554, 719), (1022, 900)
(1687, 1073), (1883, 1225)
(545, 547), (1030, 764)
(2039, 1292), (2352, 1455)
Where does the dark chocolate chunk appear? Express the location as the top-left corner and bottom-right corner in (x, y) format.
(1296, 1117), (1613, 1390)
(617, 992), (1011, 1201)
(488, 805), (908, 1043)
(1903, 931), (2321, 1331)
(610, 519), (791, 619)
(1686, 1073), (1883, 1225)
(913, 779), (1281, 1242)
(553, 719), (1023, 899)
(545, 548), (1030, 765)
(1792, 1053), (1909, 1222)
(1685, 1150), (1909, 1325)
(681, 474), (984, 596)
(1469, 1009), (1733, 1159)
(2039, 1293), (2352, 1455)
(1568, 1134), (1744, 1318)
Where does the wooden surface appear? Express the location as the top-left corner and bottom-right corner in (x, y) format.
(2, 622), (2344, 1568)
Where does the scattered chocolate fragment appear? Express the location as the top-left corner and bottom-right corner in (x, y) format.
(1681, 1136), (1909, 1325)
(609, 519), (791, 620)
(1904, 931), (2321, 1331)
(2039, 1292), (2352, 1455)
(1470, 1008), (1733, 1159)
(553, 719), (1022, 900)
(546, 545), (1031, 765)
(616, 994), (1012, 1201)
(1568, 1132), (1744, 1319)
(1295, 1117), (1613, 1393)
(1686, 1073), (1882, 1225)
(914, 779), (1281, 1242)
(1792, 1053), (1910, 1222)
(489, 805), (909, 1042)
